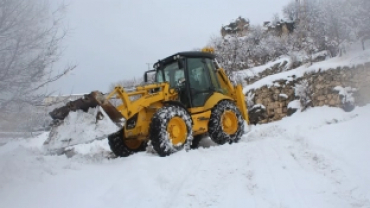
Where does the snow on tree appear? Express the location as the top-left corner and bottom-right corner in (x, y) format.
(283, 1), (299, 22)
(208, 0), (367, 74)
(0, 0), (74, 131)
(294, 80), (312, 111)
(346, 0), (370, 50)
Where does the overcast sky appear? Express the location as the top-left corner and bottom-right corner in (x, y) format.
(49, 0), (292, 94)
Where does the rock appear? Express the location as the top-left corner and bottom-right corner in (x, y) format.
(283, 107), (287, 113)
(342, 102), (355, 112)
(293, 61), (302, 68)
(317, 95), (326, 101)
(267, 108), (275, 116)
(279, 94), (288, 101)
(275, 108), (283, 114)
(248, 104), (267, 125)
(272, 63), (280, 70)
(280, 61), (288, 69)
(329, 99), (337, 106)
(287, 107), (297, 116)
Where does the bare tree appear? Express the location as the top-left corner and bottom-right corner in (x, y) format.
(209, 34), (247, 75)
(0, 0), (75, 131)
(283, 1), (299, 22)
(347, 0), (370, 50)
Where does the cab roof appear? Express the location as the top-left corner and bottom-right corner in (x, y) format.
(154, 51), (216, 68)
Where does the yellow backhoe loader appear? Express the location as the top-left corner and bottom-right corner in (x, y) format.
(49, 51), (249, 157)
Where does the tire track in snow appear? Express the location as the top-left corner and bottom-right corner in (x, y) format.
(266, 138), (309, 207)
(162, 146), (258, 208)
(210, 145), (257, 208)
(258, 138), (305, 207)
(249, 143), (278, 206)
(282, 129), (370, 207)
(163, 157), (204, 208)
(245, 123), (369, 207)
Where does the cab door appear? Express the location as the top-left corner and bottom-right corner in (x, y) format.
(186, 57), (222, 107)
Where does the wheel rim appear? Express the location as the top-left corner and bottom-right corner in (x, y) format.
(124, 139), (142, 150)
(121, 131), (142, 150)
(167, 117), (187, 146)
(221, 110), (238, 135)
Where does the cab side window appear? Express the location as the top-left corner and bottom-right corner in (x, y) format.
(187, 58), (210, 91)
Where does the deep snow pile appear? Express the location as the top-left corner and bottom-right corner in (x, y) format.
(0, 104), (369, 208)
(45, 107), (120, 152)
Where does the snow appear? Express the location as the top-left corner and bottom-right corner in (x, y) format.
(242, 48), (370, 94)
(333, 86), (356, 104)
(251, 104), (266, 110)
(287, 100), (301, 110)
(246, 91), (255, 107)
(273, 82), (281, 87)
(279, 93), (288, 99)
(1, 104), (370, 207)
(236, 56), (291, 79)
(311, 50), (330, 60)
(45, 107), (120, 152)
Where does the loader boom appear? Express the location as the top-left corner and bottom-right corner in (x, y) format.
(105, 83), (173, 120)
(215, 68), (249, 123)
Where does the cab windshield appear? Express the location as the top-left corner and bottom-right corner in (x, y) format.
(156, 61), (184, 88)
(155, 56), (222, 107)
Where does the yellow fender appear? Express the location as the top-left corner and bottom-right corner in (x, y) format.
(235, 84), (249, 124)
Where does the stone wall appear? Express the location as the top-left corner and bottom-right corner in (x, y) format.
(245, 61), (290, 85)
(244, 55), (326, 85)
(246, 62), (370, 124)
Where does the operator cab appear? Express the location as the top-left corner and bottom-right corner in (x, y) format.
(150, 51), (224, 108)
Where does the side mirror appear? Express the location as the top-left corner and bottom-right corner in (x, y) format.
(144, 69), (156, 83)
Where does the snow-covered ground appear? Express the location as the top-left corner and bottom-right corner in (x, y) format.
(1, 104), (369, 208)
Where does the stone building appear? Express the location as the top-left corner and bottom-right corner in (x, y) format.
(263, 20), (295, 37)
(221, 16), (249, 37)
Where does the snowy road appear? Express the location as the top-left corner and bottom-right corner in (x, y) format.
(1, 106), (370, 208)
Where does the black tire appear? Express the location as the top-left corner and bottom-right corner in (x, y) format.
(190, 134), (205, 149)
(108, 129), (147, 157)
(208, 100), (245, 145)
(149, 106), (193, 157)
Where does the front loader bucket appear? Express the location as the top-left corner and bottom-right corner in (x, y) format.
(45, 91), (125, 154)
(49, 91), (125, 127)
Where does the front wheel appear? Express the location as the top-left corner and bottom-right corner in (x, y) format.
(108, 129), (147, 157)
(208, 100), (245, 145)
(149, 106), (193, 157)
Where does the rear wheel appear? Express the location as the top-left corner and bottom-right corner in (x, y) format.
(149, 106), (193, 157)
(108, 129), (147, 157)
(208, 100), (244, 145)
